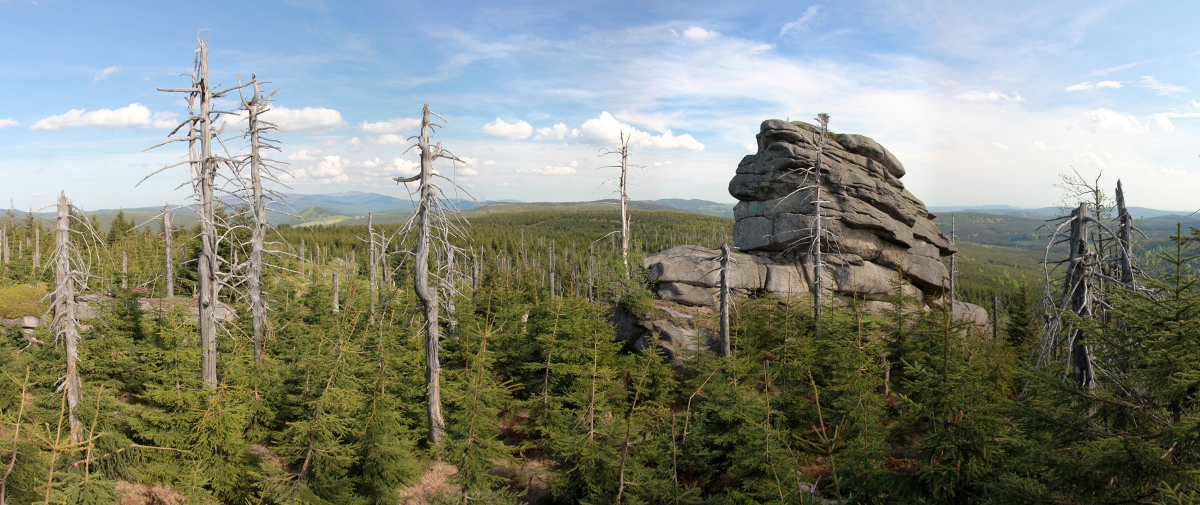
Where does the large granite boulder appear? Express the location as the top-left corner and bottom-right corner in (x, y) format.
(644, 245), (922, 305)
(728, 119), (955, 295)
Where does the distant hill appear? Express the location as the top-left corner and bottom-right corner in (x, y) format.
(648, 199), (734, 218)
(929, 205), (1196, 219)
(34, 192), (736, 229)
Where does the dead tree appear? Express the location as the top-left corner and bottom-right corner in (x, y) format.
(599, 132), (634, 276)
(392, 104), (468, 446)
(47, 192), (102, 443)
(237, 75), (281, 362)
(163, 205), (174, 298)
(332, 271), (339, 314)
(142, 35), (241, 388)
(54, 193), (83, 442)
(32, 226), (39, 272)
(121, 251), (128, 289)
(811, 114), (829, 334)
(368, 213), (377, 322)
(720, 243), (731, 356)
(949, 215), (957, 303)
(1033, 177), (1141, 390)
(771, 114), (842, 338)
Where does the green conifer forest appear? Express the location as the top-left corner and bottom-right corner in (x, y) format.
(1, 201), (1199, 504)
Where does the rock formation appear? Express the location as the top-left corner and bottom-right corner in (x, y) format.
(630, 118), (988, 361)
(646, 119), (953, 308)
(727, 119), (955, 295)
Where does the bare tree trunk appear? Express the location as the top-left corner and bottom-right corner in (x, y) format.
(32, 226), (39, 272)
(368, 213), (376, 323)
(121, 251), (128, 290)
(1115, 180), (1134, 284)
(163, 206), (174, 299)
(332, 271), (339, 314)
(720, 243), (731, 357)
(399, 105), (448, 445)
(446, 250), (456, 336)
(54, 192), (82, 443)
(811, 114), (829, 339)
(245, 78), (269, 363)
(619, 132), (630, 276)
(991, 294), (999, 341)
(1067, 203), (1095, 390)
(950, 215), (957, 303)
(196, 40), (219, 389)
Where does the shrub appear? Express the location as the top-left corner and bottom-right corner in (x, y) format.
(0, 284), (46, 318)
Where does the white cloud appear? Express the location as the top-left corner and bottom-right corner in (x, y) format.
(1032, 141), (1050, 150)
(482, 118), (533, 139)
(31, 103), (177, 131)
(321, 139), (337, 148)
(483, 160), (497, 166)
(347, 137), (363, 152)
(682, 27), (718, 40)
(653, 160), (674, 166)
(780, 5), (821, 36)
(1067, 80), (1123, 91)
(577, 111), (704, 151)
(93, 65), (119, 82)
(1074, 108), (1175, 133)
(0, 118), (17, 129)
(287, 149), (322, 162)
(525, 160), (578, 175)
(362, 157), (419, 178)
(993, 143), (1009, 149)
(367, 134), (410, 145)
(1141, 76), (1188, 97)
(270, 106), (345, 132)
(359, 117), (421, 134)
(460, 167), (479, 176)
(534, 123), (575, 140)
(953, 90), (1023, 102)
(312, 156), (347, 176)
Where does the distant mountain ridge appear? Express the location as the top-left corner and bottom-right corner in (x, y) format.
(53, 192), (736, 229)
(928, 205), (1197, 219)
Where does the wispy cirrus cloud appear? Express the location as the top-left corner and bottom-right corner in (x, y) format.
(93, 65), (120, 82)
(1141, 76), (1188, 97)
(953, 90), (1023, 102)
(1065, 81), (1121, 91)
(780, 5), (821, 36)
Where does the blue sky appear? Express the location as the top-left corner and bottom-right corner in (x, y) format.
(3, 0), (1200, 212)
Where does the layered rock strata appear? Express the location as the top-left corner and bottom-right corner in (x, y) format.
(727, 119), (955, 294)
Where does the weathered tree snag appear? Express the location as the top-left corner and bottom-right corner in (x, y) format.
(241, 76), (273, 363)
(599, 132), (633, 276)
(1067, 203), (1095, 390)
(32, 226), (39, 272)
(991, 294), (999, 341)
(368, 213), (376, 323)
(811, 113), (829, 338)
(1115, 180), (1134, 285)
(950, 215), (957, 303)
(332, 271), (339, 314)
(393, 104), (465, 446)
(52, 192), (82, 443)
(720, 243), (731, 357)
(121, 251), (128, 289)
(163, 205), (174, 299)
